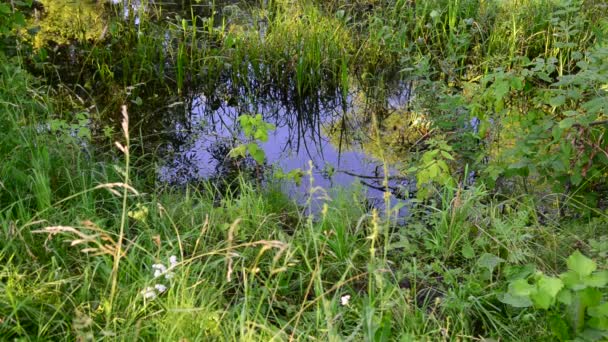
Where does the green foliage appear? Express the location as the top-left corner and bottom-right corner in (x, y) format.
(501, 251), (608, 341)
(274, 168), (304, 186)
(228, 114), (275, 164)
(0, 1), (30, 55)
(49, 112), (92, 143)
(471, 45), (608, 205)
(2, 0), (608, 340)
(407, 138), (456, 199)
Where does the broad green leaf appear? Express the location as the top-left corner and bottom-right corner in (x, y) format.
(531, 290), (553, 309)
(498, 293), (533, 308)
(530, 275), (563, 308)
(510, 76), (524, 91)
(548, 95), (566, 107)
(461, 244), (475, 259)
(504, 264), (536, 281)
(588, 302), (608, 318)
(557, 289), (572, 305)
(587, 316), (608, 330)
(494, 80), (510, 100)
(561, 271), (586, 290)
(558, 117), (577, 129)
(580, 288), (602, 308)
(428, 163), (440, 179)
(247, 143), (265, 164)
(583, 271), (608, 288)
(0, 4), (11, 14)
(477, 253), (504, 274)
(253, 129), (269, 142)
(509, 278), (536, 297)
(228, 144), (247, 159)
(12, 12), (26, 27)
(570, 172), (583, 186)
(538, 275), (564, 298)
(567, 251), (596, 277)
(436, 160), (450, 173)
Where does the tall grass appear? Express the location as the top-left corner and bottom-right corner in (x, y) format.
(2, 0), (608, 340)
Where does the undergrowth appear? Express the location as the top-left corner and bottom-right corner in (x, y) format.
(1, 0), (607, 340)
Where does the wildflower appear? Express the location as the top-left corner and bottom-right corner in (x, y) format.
(340, 294), (351, 306)
(169, 255), (178, 267)
(142, 255), (179, 300)
(152, 263), (167, 278)
(152, 256), (179, 279)
(154, 284), (167, 293)
(141, 287), (157, 299)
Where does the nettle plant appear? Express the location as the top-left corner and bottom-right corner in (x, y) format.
(470, 46), (608, 205)
(228, 114), (275, 164)
(500, 251), (608, 341)
(459, 1), (608, 204)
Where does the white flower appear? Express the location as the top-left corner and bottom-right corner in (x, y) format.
(141, 287), (157, 299)
(152, 263), (167, 272)
(151, 257), (178, 280)
(340, 294), (351, 306)
(154, 284), (167, 293)
(169, 255), (178, 267)
(152, 263), (168, 278)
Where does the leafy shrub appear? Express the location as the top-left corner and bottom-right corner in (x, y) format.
(501, 251), (608, 341)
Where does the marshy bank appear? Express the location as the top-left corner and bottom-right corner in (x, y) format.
(1, 0), (608, 340)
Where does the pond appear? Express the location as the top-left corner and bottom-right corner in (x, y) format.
(29, 0), (423, 213)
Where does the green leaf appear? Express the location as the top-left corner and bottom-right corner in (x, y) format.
(0, 4), (11, 14)
(247, 143), (265, 164)
(477, 253), (504, 274)
(498, 293), (533, 308)
(440, 150), (455, 160)
(580, 288), (602, 308)
(588, 302), (608, 318)
(510, 76), (524, 91)
(504, 264), (536, 281)
(548, 95), (566, 107)
(12, 12), (25, 27)
(494, 80), (510, 100)
(558, 117), (577, 129)
(557, 289), (572, 305)
(529, 275), (562, 308)
(570, 171), (583, 186)
(253, 129), (269, 142)
(567, 251), (596, 277)
(228, 144), (247, 159)
(374, 311), (393, 342)
(583, 271), (608, 288)
(561, 271), (585, 290)
(531, 290), (553, 309)
(461, 244), (475, 259)
(587, 316), (608, 330)
(509, 278), (536, 297)
(428, 163), (440, 179)
(538, 275), (564, 298)
(548, 314), (572, 341)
